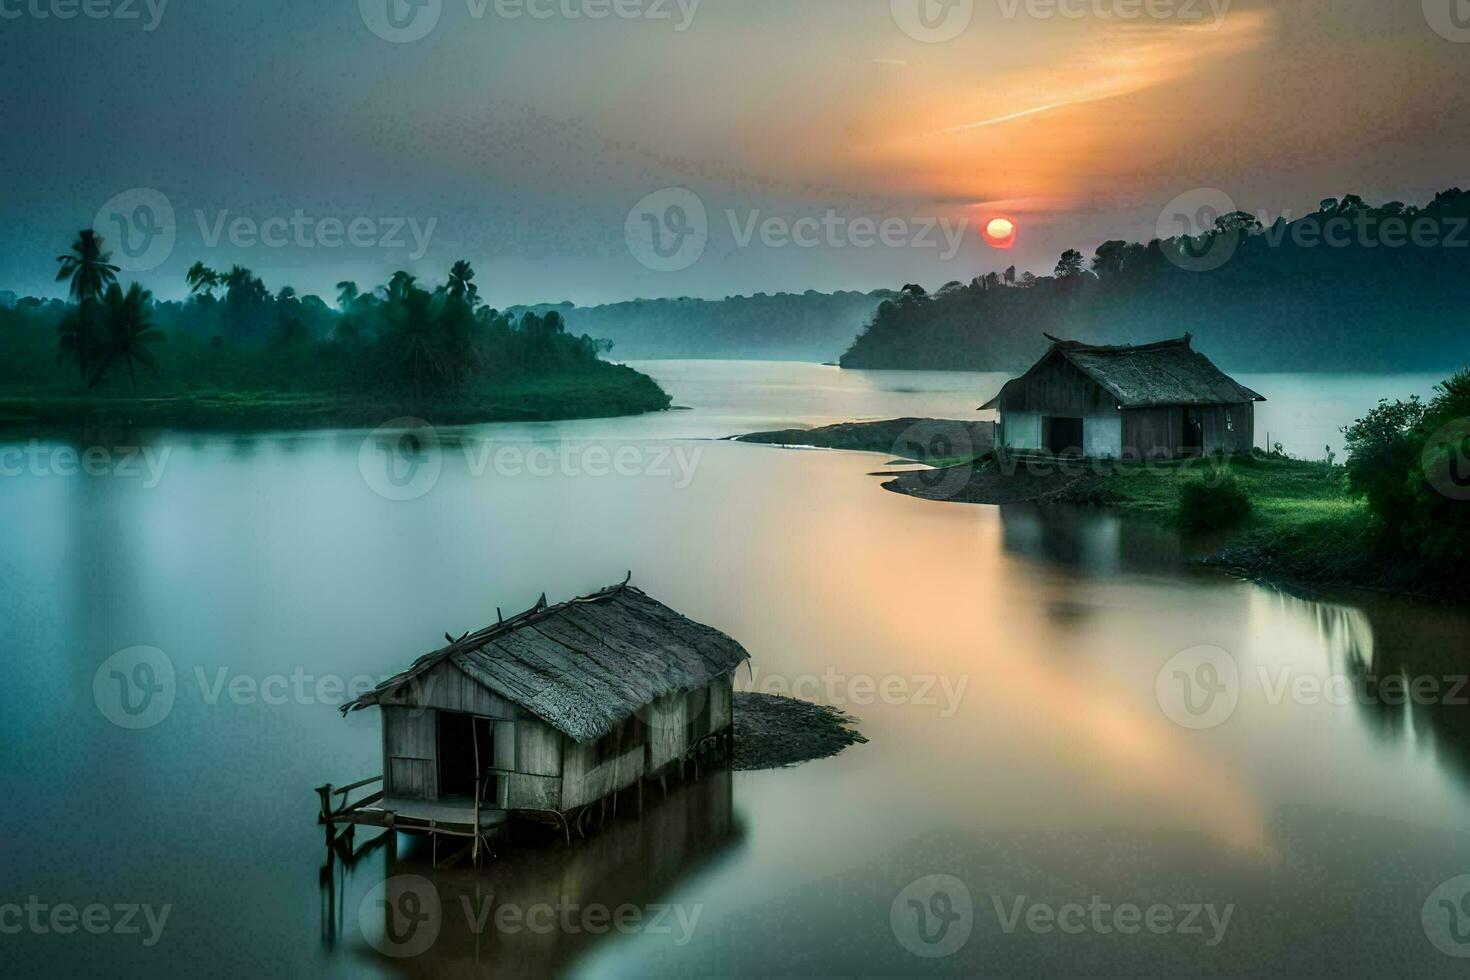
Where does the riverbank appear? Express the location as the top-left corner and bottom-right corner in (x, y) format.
(735, 417), (995, 464)
(886, 450), (1465, 603)
(0, 365), (671, 435)
(732, 692), (867, 770)
(740, 418), (1464, 603)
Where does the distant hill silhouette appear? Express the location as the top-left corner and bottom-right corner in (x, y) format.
(840, 190), (1470, 373)
(508, 290), (888, 362)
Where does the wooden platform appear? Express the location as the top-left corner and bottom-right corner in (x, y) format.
(363, 796), (511, 832)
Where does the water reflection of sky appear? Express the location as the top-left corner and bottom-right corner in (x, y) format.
(2, 361), (1468, 976)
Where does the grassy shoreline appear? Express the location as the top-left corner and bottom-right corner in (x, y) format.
(735, 419), (1462, 604)
(904, 453), (1464, 604)
(0, 366), (671, 435)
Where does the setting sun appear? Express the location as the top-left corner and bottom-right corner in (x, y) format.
(984, 217), (1017, 248)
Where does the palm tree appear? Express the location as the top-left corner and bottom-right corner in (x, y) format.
(54, 230), (119, 381)
(389, 282), (440, 399)
(94, 282), (166, 389)
(380, 270), (417, 306)
(335, 280), (359, 312)
(185, 261), (220, 298)
(55, 230), (119, 304)
(220, 265), (270, 341)
(56, 302), (107, 384)
(447, 260), (478, 307)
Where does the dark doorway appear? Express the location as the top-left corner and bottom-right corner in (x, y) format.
(1182, 408), (1204, 456)
(436, 711), (495, 800)
(1043, 416), (1084, 456)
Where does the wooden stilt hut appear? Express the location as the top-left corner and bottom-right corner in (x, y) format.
(317, 580), (749, 864)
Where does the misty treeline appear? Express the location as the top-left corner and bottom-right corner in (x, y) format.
(2, 232), (624, 399)
(842, 189), (1470, 372)
(508, 290), (888, 362)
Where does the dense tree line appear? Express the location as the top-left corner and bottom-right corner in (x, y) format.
(841, 190), (1470, 372)
(1, 231), (627, 401)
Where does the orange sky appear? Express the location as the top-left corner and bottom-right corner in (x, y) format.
(8, 0), (1469, 304)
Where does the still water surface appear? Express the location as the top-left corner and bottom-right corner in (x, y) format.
(2, 361), (1467, 976)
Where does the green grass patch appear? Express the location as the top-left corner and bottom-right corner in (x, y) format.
(0, 364), (670, 435)
(1094, 454), (1459, 600)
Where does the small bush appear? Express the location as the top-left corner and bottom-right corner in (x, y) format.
(1176, 472), (1252, 532)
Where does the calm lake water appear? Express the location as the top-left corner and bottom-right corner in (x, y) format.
(2, 361), (1468, 977)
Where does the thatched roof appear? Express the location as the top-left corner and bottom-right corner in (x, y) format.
(981, 335), (1265, 410)
(341, 581), (751, 743)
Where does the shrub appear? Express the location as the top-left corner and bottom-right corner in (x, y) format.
(1342, 369), (1470, 559)
(1176, 472), (1252, 532)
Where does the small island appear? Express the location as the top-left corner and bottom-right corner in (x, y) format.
(0, 232), (671, 434)
(732, 692), (868, 771)
(735, 417), (994, 464)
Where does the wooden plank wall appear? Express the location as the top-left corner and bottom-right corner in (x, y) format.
(378, 660), (572, 809)
(378, 664), (743, 813)
(1122, 403), (1255, 457)
(1122, 407), (1180, 458)
(560, 739), (646, 810)
(516, 722), (561, 776)
(505, 773), (562, 810)
(999, 354), (1116, 415)
(383, 704), (437, 800)
(378, 660), (525, 719)
(1204, 402), (1254, 454)
(644, 691), (688, 772)
(707, 676), (733, 733)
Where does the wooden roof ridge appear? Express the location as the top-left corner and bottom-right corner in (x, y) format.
(340, 576), (639, 715)
(1043, 332), (1193, 354)
(339, 576), (752, 742)
(981, 333), (1264, 410)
